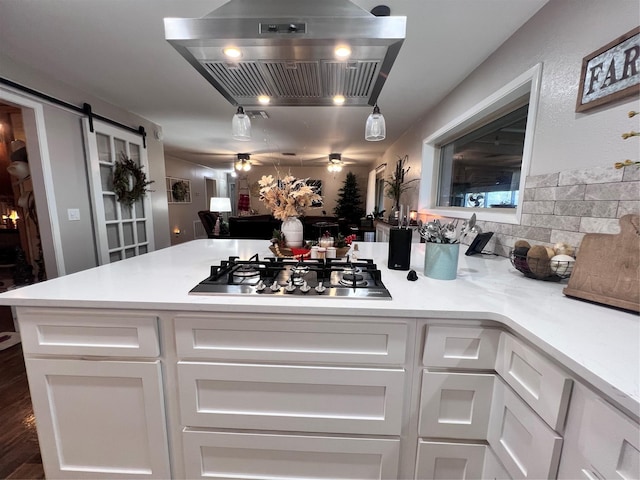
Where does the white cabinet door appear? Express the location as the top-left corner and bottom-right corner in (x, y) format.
(25, 358), (170, 479)
(178, 361), (405, 435)
(415, 441), (486, 480)
(483, 448), (512, 480)
(558, 383), (640, 480)
(418, 371), (495, 440)
(183, 430), (400, 480)
(487, 378), (563, 479)
(495, 333), (572, 431)
(376, 224), (390, 243)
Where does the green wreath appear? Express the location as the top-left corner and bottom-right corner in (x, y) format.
(171, 180), (189, 202)
(113, 153), (154, 206)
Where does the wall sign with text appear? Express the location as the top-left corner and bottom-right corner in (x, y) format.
(576, 27), (639, 112)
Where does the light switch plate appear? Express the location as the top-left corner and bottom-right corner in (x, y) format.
(67, 208), (80, 221)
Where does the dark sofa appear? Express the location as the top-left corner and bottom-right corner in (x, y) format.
(228, 215), (281, 239)
(227, 214), (350, 240)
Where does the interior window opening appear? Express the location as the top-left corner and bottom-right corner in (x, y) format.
(437, 103), (529, 209)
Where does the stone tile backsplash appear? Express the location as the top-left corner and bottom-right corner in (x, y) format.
(472, 165), (639, 257)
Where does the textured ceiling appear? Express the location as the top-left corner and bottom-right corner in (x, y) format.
(0, 0), (548, 169)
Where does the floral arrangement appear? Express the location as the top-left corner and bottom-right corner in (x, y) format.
(258, 174), (322, 220)
(419, 219), (460, 243)
(335, 233), (357, 248)
(419, 214), (478, 244)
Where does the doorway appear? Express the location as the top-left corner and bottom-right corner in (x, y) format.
(204, 177), (217, 210)
(0, 102), (44, 290)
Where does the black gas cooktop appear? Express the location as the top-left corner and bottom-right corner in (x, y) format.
(189, 254), (392, 299)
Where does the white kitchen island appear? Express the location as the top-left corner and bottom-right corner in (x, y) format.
(0, 239), (638, 480)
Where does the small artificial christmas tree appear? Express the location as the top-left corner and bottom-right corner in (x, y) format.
(334, 171), (365, 225)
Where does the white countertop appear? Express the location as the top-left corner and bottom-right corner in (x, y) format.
(1, 239), (638, 419)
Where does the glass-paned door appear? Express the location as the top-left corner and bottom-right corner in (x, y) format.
(83, 119), (154, 264)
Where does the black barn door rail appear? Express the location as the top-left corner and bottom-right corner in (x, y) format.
(1, 77), (147, 148)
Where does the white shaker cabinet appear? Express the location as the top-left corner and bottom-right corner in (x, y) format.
(417, 325), (570, 480)
(376, 222), (390, 243)
(18, 308), (170, 479)
(557, 382), (640, 480)
(12, 304), (639, 480)
(25, 358), (170, 479)
(174, 313), (409, 479)
(487, 377), (563, 479)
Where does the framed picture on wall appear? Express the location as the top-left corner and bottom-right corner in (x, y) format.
(306, 179), (323, 207)
(167, 177), (191, 203)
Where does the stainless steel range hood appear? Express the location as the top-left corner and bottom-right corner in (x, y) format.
(164, 0), (406, 107)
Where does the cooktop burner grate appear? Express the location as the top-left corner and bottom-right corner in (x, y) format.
(190, 254), (391, 299)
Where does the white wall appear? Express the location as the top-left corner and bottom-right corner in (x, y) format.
(237, 164), (371, 218)
(0, 51), (170, 274)
(385, 0), (639, 214)
(164, 154), (230, 244)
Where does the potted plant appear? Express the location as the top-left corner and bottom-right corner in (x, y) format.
(384, 155), (418, 224)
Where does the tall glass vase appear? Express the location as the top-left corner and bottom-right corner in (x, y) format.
(281, 217), (303, 248)
(388, 204), (400, 225)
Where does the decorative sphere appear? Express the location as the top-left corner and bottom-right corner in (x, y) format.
(550, 254), (575, 277)
(553, 242), (575, 257)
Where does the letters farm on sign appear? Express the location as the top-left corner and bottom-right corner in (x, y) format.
(576, 27), (640, 112)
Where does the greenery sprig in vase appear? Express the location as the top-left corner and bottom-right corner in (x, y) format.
(384, 155), (418, 223)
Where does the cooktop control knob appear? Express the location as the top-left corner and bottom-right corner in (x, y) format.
(270, 282), (281, 292)
(255, 280), (266, 292)
(315, 281), (326, 294)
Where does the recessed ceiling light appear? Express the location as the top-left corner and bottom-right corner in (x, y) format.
(223, 47), (242, 59)
(334, 46), (351, 59)
(258, 95), (270, 105)
(333, 95), (346, 105)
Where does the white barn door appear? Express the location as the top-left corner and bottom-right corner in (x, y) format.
(83, 119), (154, 264)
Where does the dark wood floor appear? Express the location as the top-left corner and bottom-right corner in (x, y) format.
(0, 306), (44, 479)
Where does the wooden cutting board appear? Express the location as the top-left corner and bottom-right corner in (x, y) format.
(563, 214), (640, 312)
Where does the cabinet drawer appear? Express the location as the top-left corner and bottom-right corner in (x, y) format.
(558, 383), (639, 480)
(178, 362), (405, 435)
(182, 430), (400, 480)
(423, 326), (500, 369)
(415, 441), (486, 480)
(418, 371), (495, 440)
(488, 378), (563, 479)
(175, 315), (407, 365)
(495, 333), (572, 431)
(19, 308), (159, 357)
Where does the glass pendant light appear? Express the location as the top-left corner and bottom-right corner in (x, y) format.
(365, 104), (386, 141)
(232, 106), (251, 141)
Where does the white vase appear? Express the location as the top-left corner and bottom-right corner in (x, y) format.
(281, 217), (304, 248)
